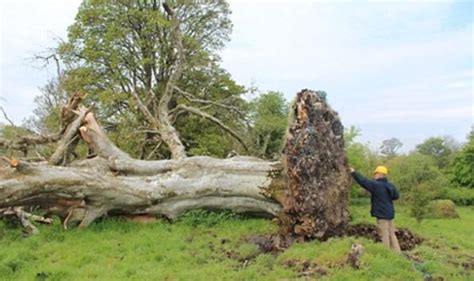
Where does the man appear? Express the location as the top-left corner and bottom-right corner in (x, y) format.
(350, 166), (401, 253)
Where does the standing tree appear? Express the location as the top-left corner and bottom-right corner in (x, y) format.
(451, 128), (474, 188)
(58, 0), (247, 160)
(379, 137), (402, 158)
(250, 91), (288, 159)
(416, 137), (452, 168)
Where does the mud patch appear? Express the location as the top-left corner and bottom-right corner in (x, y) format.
(347, 223), (423, 251)
(249, 223), (423, 254)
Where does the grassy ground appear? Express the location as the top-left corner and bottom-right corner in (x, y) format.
(0, 203), (472, 281)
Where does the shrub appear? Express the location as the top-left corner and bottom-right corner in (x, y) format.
(426, 200), (459, 219)
(442, 188), (474, 206)
(408, 183), (432, 223)
(387, 154), (446, 199)
(450, 129), (474, 188)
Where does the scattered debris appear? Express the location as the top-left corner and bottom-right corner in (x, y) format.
(0, 207), (52, 235)
(346, 243), (365, 269)
(249, 233), (295, 254)
(282, 259), (328, 278)
(347, 224), (424, 251)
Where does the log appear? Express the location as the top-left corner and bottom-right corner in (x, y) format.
(1, 125), (283, 227)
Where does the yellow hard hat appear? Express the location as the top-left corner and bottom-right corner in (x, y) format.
(374, 166), (388, 175)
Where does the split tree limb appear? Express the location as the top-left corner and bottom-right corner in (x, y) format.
(49, 106), (92, 166)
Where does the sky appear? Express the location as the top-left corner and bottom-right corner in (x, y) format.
(0, 0), (472, 152)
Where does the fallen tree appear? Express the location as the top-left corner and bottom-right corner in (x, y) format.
(0, 89), (424, 252)
(0, 109), (283, 228)
(0, 89), (347, 233)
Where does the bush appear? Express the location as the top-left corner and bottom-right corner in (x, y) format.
(443, 188), (474, 206)
(426, 200), (459, 219)
(450, 130), (474, 188)
(387, 154), (446, 199)
(408, 183), (432, 223)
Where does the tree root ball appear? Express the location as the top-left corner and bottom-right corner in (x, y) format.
(283, 89), (351, 240)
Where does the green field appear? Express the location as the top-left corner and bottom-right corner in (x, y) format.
(1, 203), (473, 281)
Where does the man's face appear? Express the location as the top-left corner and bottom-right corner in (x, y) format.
(373, 173), (384, 180)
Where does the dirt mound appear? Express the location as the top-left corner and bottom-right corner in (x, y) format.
(250, 223), (423, 253)
(347, 223), (423, 251)
(426, 200), (459, 219)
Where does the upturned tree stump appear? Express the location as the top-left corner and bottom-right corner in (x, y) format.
(283, 89), (351, 240)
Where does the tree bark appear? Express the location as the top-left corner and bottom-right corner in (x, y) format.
(0, 156), (282, 227)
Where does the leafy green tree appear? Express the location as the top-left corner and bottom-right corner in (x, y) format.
(249, 91), (288, 159)
(344, 127), (379, 175)
(415, 137), (453, 168)
(409, 183), (432, 223)
(451, 128), (474, 188)
(379, 137), (402, 158)
(26, 78), (66, 134)
(386, 154), (445, 198)
(0, 124), (39, 157)
(57, 0), (247, 159)
(387, 153), (449, 221)
(344, 127), (381, 198)
(344, 125), (361, 146)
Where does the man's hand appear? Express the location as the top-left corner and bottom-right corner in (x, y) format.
(349, 167), (355, 173)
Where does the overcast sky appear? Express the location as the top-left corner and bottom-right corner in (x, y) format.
(0, 0), (472, 152)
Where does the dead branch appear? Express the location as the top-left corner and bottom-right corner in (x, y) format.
(0, 106), (15, 127)
(49, 106), (92, 166)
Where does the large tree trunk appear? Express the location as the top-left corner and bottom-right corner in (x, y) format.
(0, 111), (282, 228)
(0, 156), (282, 227)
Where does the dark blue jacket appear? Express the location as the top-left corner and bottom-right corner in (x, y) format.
(351, 172), (399, 220)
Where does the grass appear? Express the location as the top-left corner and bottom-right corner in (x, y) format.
(0, 203), (473, 281)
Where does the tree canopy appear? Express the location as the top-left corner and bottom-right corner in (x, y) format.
(450, 128), (474, 188)
(57, 0), (248, 160)
(416, 137), (453, 168)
